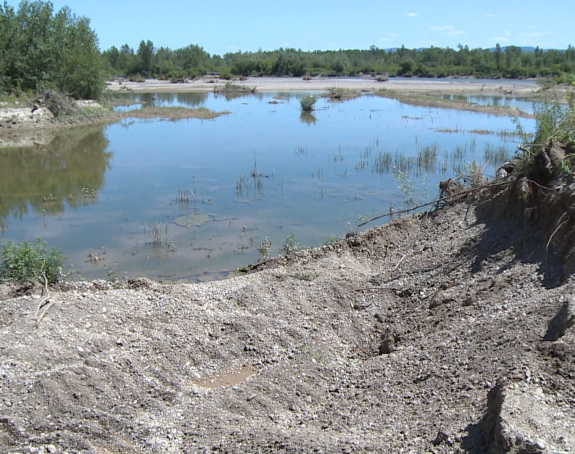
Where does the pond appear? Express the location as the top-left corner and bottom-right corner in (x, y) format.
(0, 92), (536, 282)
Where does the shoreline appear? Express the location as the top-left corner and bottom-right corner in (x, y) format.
(107, 76), (545, 97)
(0, 104), (228, 147)
(0, 77), (544, 142)
(107, 76), (545, 118)
(1, 199), (573, 452)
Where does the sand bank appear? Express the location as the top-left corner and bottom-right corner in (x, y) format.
(107, 76), (544, 98)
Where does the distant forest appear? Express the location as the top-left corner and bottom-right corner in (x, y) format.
(104, 42), (575, 82)
(2, 1), (575, 100)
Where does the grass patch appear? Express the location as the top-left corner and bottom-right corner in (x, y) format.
(0, 237), (66, 285)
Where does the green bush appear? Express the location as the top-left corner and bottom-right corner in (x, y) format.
(300, 95), (317, 112)
(219, 69), (232, 80)
(280, 233), (301, 256)
(0, 238), (66, 285)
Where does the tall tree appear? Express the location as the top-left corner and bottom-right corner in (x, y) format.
(0, 0), (104, 98)
(137, 39), (154, 75)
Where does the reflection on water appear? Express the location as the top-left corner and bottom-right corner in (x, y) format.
(438, 94), (534, 112)
(0, 91), (536, 282)
(139, 92), (209, 108)
(300, 112), (317, 125)
(0, 126), (112, 231)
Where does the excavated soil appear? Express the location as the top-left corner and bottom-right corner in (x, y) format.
(1, 147), (575, 453)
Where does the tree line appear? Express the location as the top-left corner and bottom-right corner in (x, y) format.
(1, 1), (575, 100)
(0, 0), (104, 99)
(104, 43), (575, 82)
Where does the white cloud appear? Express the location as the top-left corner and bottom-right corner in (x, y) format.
(388, 32), (399, 37)
(447, 30), (465, 36)
(407, 12), (417, 17)
(380, 38), (391, 42)
(485, 13), (495, 17)
(430, 25), (455, 31)
(504, 30), (512, 36)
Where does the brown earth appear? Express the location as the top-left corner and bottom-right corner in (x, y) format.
(1, 145), (575, 453)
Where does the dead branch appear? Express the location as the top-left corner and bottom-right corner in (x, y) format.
(34, 272), (57, 327)
(391, 255), (406, 272)
(354, 287), (402, 292)
(35, 300), (56, 327)
(358, 180), (511, 227)
(546, 213), (569, 258)
(34, 272), (50, 320)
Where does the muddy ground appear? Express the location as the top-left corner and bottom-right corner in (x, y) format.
(1, 174), (575, 453)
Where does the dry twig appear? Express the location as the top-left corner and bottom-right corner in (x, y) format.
(358, 180), (511, 227)
(546, 213), (569, 259)
(391, 255), (406, 272)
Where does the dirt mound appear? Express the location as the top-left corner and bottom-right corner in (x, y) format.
(1, 153), (575, 452)
(481, 142), (575, 282)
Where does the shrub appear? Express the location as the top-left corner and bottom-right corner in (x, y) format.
(280, 233), (301, 256)
(219, 70), (232, 80)
(0, 238), (66, 285)
(300, 95), (317, 112)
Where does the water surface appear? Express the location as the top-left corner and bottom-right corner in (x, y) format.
(0, 92), (535, 281)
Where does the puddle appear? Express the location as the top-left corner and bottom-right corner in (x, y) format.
(193, 366), (255, 389)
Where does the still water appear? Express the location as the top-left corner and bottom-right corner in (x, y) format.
(0, 92), (535, 281)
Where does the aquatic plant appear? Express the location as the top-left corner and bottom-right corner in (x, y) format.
(300, 95), (317, 112)
(484, 144), (510, 168)
(372, 151), (392, 174)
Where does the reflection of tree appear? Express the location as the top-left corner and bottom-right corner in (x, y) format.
(300, 112), (317, 125)
(214, 92), (257, 102)
(0, 125), (112, 230)
(138, 92), (209, 107)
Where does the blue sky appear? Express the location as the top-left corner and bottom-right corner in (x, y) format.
(6, 0), (575, 54)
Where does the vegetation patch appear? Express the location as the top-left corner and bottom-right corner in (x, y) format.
(213, 83), (256, 94)
(322, 88), (362, 102)
(300, 95), (317, 112)
(375, 89), (534, 118)
(123, 106), (228, 121)
(0, 237), (65, 285)
(280, 233), (302, 256)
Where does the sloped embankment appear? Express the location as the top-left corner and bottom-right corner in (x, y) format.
(0, 147), (574, 453)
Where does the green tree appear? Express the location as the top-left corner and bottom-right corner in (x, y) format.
(495, 43), (502, 70)
(137, 39), (154, 75)
(0, 0), (104, 99)
(53, 8), (104, 99)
